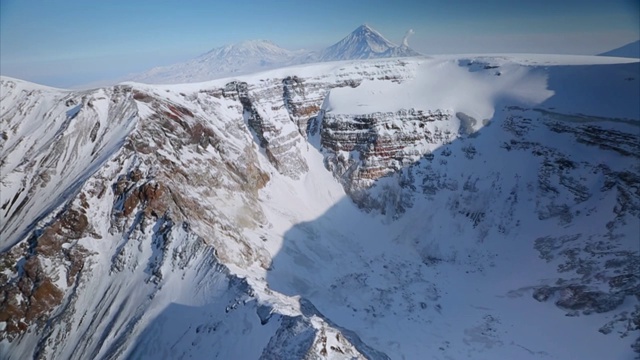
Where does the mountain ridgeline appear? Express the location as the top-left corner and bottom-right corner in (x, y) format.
(130, 25), (422, 84)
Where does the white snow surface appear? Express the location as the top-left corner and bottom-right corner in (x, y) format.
(1, 54), (639, 359)
(1, 79), (137, 250)
(323, 60), (551, 120)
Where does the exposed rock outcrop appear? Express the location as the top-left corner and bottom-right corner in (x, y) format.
(320, 109), (452, 209)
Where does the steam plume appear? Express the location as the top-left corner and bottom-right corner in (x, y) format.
(402, 29), (415, 47)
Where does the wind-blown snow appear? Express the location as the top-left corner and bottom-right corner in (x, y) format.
(323, 60), (552, 121)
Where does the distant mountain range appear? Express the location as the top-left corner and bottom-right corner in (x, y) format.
(129, 40), (309, 84)
(129, 24), (421, 84)
(598, 40), (640, 58)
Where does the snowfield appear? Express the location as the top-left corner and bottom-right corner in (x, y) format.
(1, 54), (639, 360)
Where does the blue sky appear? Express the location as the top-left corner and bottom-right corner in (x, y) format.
(1, 0), (638, 87)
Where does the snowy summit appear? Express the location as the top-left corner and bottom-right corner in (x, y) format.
(319, 24), (420, 61)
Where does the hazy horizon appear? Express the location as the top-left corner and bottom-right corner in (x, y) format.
(1, 0), (638, 87)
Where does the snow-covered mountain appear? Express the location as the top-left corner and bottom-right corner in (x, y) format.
(319, 24), (420, 61)
(1, 54), (639, 359)
(129, 25), (420, 84)
(599, 40), (640, 58)
(129, 40), (309, 84)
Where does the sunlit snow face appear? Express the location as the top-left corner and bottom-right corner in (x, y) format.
(323, 59), (553, 124)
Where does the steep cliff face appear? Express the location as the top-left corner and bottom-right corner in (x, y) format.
(282, 75), (325, 137)
(0, 76), (370, 359)
(1, 55), (639, 359)
(210, 59), (418, 180)
(227, 79), (310, 179)
(318, 109), (452, 209)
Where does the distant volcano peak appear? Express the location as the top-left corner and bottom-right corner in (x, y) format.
(319, 24), (420, 61)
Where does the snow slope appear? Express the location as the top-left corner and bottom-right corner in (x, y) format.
(0, 79), (137, 251)
(599, 40), (640, 58)
(1, 54), (639, 359)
